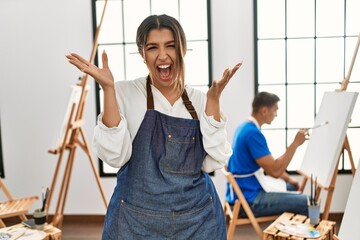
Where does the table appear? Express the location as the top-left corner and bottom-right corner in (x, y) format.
(0, 223), (62, 240)
(263, 212), (336, 240)
(42, 224), (62, 240)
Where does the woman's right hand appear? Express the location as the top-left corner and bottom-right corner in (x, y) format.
(66, 50), (114, 90)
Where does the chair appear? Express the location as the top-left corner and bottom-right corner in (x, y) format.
(221, 166), (279, 240)
(0, 178), (38, 227)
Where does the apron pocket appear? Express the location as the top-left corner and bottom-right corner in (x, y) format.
(164, 134), (197, 174)
(119, 200), (173, 239)
(119, 196), (217, 239)
(172, 196), (217, 239)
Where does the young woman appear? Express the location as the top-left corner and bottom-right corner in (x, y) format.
(67, 14), (241, 239)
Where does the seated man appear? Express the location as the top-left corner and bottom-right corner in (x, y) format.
(226, 91), (309, 217)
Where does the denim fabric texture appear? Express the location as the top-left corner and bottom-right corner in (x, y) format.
(102, 88), (226, 239)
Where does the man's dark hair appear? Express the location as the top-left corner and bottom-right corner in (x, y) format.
(252, 92), (280, 114)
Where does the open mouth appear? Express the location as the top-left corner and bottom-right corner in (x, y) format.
(157, 64), (172, 80)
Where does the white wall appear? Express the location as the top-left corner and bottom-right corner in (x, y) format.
(210, 0), (254, 212)
(0, 0), (352, 215)
(0, 0), (114, 214)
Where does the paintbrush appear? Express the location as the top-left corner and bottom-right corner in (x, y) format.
(41, 187), (50, 212)
(310, 121), (329, 129)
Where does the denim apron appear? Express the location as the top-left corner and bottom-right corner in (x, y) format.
(102, 78), (226, 240)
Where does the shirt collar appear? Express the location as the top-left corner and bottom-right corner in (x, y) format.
(248, 116), (260, 129)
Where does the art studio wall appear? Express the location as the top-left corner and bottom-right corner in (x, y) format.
(0, 0), (353, 215)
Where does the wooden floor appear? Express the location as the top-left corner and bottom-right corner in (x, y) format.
(60, 213), (343, 240)
(61, 218), (271, 239)
(3, 213), (343, 239)
(61, 215), (104, 240)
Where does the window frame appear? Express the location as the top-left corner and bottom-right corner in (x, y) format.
(254, 0), (360, 175)
(91, 0), (213, 177)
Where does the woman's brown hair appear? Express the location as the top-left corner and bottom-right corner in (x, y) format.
(136, 14), (187, 95)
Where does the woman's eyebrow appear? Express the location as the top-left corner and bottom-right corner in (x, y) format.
(146, 40), (175, 47)
(145, 43), (157, 47)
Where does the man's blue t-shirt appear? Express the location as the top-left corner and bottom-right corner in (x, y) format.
(226, 121), (271, 203)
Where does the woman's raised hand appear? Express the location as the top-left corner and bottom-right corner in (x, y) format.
(205, 62), (242, 121)
(66, 50), (114, 90)
(207, 62), (242, 100)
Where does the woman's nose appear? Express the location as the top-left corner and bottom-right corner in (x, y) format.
(158, 48), (168, 60)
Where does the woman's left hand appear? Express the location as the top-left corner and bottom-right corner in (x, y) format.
(207, 62), (242, 100)
(205, 62), (242, 121)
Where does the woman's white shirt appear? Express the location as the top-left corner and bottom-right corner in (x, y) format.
(93, 77), (232, 172)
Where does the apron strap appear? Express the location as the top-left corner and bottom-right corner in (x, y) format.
(181, 90), (198, 120)
(146, 76), (154, 110)
(146, 76), (198, 120)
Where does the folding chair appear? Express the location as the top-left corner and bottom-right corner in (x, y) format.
(222, 166), (279, 240)
(0, 178), (38, 227)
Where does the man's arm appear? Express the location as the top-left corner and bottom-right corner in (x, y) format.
(256, 129), (308, 178)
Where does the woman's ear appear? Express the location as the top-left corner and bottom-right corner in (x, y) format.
(140, 51), (146, 64)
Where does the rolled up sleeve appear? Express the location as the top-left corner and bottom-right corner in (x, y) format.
(200, 112), (233, 172)
(93, 113), (132, 168)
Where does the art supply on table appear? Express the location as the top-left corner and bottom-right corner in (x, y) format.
(308, 174), (321, 224)
(275, 220), (320, 238)
(309, 174), (319, 206)
(0, 227), (26, 240)
(41, 187), (50, 212)
(308, 204), (320, 225)
(33, 209), (46, 230)
(310, 174), (314, 205)
(314, 176), (318, 205)
(22, 218), (36, 229)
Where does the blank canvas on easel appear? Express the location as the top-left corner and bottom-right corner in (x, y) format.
(54, 85), (89, 150)
(299, 91), (358, 187)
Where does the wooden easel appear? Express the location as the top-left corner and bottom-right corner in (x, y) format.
(297, 33), (360, 220)
(46, 0), (109, 228)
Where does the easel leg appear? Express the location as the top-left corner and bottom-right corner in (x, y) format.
(322, 135), (357, 219)
(299, 176), (308, 193)
(52, 145), (77, 228)
(47, 103), (76, 216)
(46, 150), (65, 215)
(322, 153), (340, 220)
(322, 186), (334, 220)
(343, 136), (356, 176)
(79, 128), (108, 207)
(49, 127), (108, 229)
(311, 135), (355, 220)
